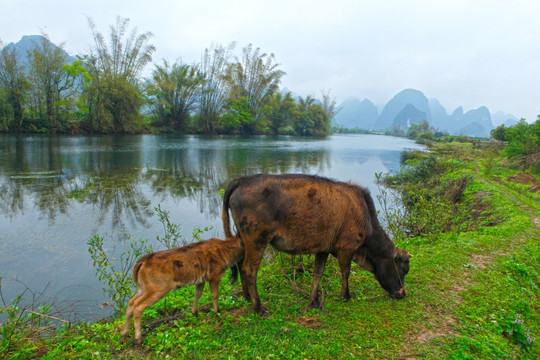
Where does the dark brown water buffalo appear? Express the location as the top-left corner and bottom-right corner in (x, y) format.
(222, 173), (411, 315)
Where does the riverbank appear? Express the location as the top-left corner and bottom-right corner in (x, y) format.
(2, 139), (539, 359)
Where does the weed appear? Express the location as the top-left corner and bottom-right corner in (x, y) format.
(0, 278), (72, 359)
(503, 314), (535, 350)
(155, 204), (212, 249)
(87, 235), (153, 312)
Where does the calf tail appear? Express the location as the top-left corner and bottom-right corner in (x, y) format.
(132, 260), (144, 284)
(132, 253), (153, 284)
(222, 177), (241, 238)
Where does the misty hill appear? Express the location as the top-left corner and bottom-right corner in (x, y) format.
(375, 89), (432, 130)
(3, 35), (76, 65)
(392, 103), (428, 130)
(334, 97), (378, 129)
(334, 88), (509, 137)
(491, 111), (519, 127)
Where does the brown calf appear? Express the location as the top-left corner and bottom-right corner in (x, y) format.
(120, 236), (243, 344)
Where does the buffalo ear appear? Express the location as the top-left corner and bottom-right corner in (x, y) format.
(353, 253), (375, 273)
(394, 248), (412, 261)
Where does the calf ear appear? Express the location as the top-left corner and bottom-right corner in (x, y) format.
(353, 253), (375, 273)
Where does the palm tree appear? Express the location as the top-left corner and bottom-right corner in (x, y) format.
(224, 44), (285, 133)
(148, 60), (203, 131)
(86, 16), (154, 83)
(83, 16), (155, 133)
(198, 43), (235, 134)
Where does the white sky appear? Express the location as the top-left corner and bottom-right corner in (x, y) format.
(1, 0), (539, 122)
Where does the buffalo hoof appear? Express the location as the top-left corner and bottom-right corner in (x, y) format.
(308, 300), (323, 310)
(255, 305), (269, 317)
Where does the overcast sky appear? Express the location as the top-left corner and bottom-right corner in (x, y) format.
(2, 0), (539, 122)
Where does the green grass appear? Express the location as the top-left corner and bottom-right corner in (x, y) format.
(2, 140), (539, 359)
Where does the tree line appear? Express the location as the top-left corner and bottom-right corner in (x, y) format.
(0, 17), (337, 136)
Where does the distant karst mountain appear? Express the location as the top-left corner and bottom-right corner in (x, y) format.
(491, 111), (519, 127)
(333, 97), (378, 129)
(3, 35), (76, 65)
(334, 88), (516, 137)
(375, 89), (432, 130)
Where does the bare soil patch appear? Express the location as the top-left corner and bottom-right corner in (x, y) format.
(296, 315), (322, 328)
(470, 254), (491, 269)
(507, 172), (538, 185)
(507, 173), (540, 193)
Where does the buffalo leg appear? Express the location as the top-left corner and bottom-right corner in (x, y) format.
(337, 250), (355, 300)
(191, 283), (205, 316)
(308, 252), (329, 309)
(242, 248), (267, 315)
(237, 261), (250, 301)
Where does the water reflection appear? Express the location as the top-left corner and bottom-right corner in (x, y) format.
(0, 134), (422, 318)
(0, 135), (336, 226)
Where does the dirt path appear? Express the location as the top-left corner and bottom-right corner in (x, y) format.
(400, 172), (539, 359)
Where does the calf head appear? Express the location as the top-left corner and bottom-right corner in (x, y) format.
(353, 247), (411, 299)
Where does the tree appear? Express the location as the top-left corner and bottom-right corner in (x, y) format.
(224, 44), (285, 134)
(266, 91), (297, 134)
(0, 43), (28, 130)
(198, 43), (235, 134)
(406, 120), (433, 140)
(293, 96), (331, 136)
(27, 34), (76, 132)
(86, 16), (154, 83)
(320, 89), (339, 121)
(504, 119), (539, 158)
(309, 104), (331, 137)
(84, 16), (155, 133)
(220, 96), (256, 133)
(491, 124), (507, 141)
(148, 60), (203, 131)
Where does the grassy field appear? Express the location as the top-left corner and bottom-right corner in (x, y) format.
(2, 140), (539, 359)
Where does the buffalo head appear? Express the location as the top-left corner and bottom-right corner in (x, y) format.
(353, 247), (411, 299)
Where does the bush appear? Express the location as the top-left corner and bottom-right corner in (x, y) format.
(379, 148), (491, 239)
(492, 119), (540, 173)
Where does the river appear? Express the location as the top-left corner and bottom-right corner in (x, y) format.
(0, 134), (423, 320)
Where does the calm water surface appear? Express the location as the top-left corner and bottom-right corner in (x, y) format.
(0, 134), (423, 319)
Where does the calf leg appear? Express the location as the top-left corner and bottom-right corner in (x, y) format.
(121, 287), (143, 340)
(132, 288), (170, 344)
(308, 252), (329, 309)
(191, 283), (205, 316)
(209, 278), (222, 313)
